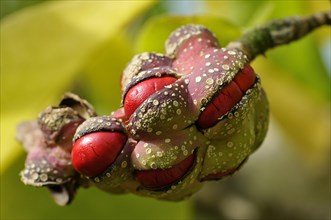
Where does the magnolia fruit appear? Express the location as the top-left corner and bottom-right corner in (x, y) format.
(18, 24), (269, 204)
(17, 93), (96, 205)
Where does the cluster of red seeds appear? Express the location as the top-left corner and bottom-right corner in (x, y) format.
(71, 25), (268, 199)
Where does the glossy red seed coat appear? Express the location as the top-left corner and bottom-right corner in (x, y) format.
(72, 132), (127, 177)
(135, 154), (194, 189)
(124, 76), (177, 117)
(234, 64), (256, 91)
(197, 65), (256, 129)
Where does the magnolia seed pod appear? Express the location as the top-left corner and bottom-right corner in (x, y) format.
(18, 93), (95, 205)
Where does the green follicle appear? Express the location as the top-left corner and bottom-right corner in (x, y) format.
(38, 107), (79, 132)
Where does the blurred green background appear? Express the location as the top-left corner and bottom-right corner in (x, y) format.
(1, 1), (330, 219)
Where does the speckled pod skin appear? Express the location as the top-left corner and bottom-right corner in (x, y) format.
(120, 24), (269, 199)
(18, 24), (269, 204)
(132, 146), (205, 201)
(17, 93), (96, 205)
(200, 82), (269, 180)
(121, 52), (173, 92)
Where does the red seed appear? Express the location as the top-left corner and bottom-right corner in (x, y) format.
(71, 132), (127, 177)
(135, 154), (194, 189)
(234, 64), (256, 92)
(197, 67), (256, 129)
(124, 76), (177, 117)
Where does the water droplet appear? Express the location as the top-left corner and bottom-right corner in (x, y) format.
(222, 64), (230, 70)
(31, 173), (39, 180)
(156, 131), (162, 135)
(195, 76), (202, 83)
(227, 141), (234, 148)
(205, 62), (211, 66)
(216, 78), (223, 85)
(121, 161), (128, 168)
(165, 138), (171, 143)
(145, 148), (152, 154)
(153, 100), (159, 106)
(176, 109), (182, 115)
(150, 162), (157, 169)
(40, 173), (48, 182)
(172, 124), (178, 130)
(206, 78), (214, 85)
(201, 98), (208, 105)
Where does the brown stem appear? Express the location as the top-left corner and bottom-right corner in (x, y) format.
(227, 11), (331, 62)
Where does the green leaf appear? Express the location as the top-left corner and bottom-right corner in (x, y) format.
(134, 15), (242, 53)
(1, 154), (192, 219)
(0, 1), (155, 174)
(253, 57), (330, 161)
(0, 0), (45, 19)
(79, 32), (135, 114)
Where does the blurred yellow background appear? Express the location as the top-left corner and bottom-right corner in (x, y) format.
(1, 1), (330, 219)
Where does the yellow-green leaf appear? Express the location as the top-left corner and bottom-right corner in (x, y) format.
(253, 57), (330, 164)
(79, 32), (134, 115)
(0, 0), (155, 174)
